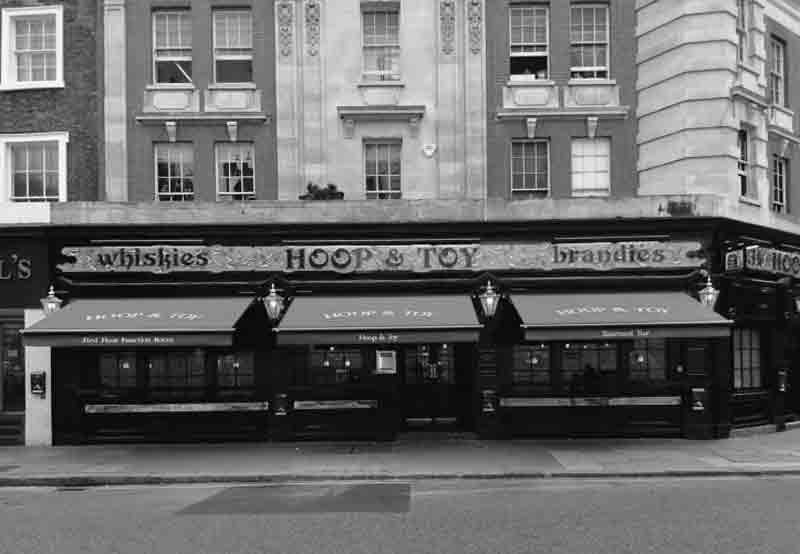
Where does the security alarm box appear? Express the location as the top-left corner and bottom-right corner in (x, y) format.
(375, 350), (397, 374)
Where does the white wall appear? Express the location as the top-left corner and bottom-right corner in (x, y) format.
(24, 309), (52, 446)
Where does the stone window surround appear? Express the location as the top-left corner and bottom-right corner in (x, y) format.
(0, 4), (64, 91)
(0, 132), (69, 203)
(510, 138), (550, 197)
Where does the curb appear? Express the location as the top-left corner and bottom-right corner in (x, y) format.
(3, 469), (800, 488)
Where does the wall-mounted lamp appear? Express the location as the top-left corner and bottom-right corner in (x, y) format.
(698, 271), (719, 310)
(263, 283), (286, 323)
(40, 285), (62, 316)
(478, 280), (501, 319)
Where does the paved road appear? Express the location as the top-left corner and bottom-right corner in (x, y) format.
(0, 477), (798, 554)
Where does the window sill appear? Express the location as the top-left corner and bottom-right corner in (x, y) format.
(145, 84), (196, 91)
(507, 78), (555, 87)
(572, 191), (611, 198)
(0, 80), (64, 91)
(737, 61), (759, 77)
(739, 195), (761, 207)
(357, 81), (405, 89)
(208, 82), (257, 90)
(567, 78), (617, 86)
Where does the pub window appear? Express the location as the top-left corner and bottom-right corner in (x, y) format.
(511, 343), (550, 385)
(147, 350), (206, 399)
(213, 9), (253, 84)
(153, 10), (192, 85)
(309, 346), (365, 385)
(561, 341), (617, 388)
(404, 344), (453, 384)
(628, 339), (667, 382)
(769, 36), (786, 107)
(509, 4), (549, 80)
(733, 328), (762, 389)
(216, 352), (255, 394)
(570, 4), (609, 79)
(99, 352), (137, 390)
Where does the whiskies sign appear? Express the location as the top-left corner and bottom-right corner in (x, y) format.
(60, 241), (704, 274)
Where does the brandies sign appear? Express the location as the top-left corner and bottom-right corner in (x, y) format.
(60, 241), (704, 274)
(725, 245), (800, 278)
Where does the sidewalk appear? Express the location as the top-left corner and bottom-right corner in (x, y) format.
(3, 430), (800, 487)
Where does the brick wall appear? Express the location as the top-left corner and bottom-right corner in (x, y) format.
(0, 0), (99, 201)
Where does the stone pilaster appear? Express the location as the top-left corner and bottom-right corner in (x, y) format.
(276, 0), (302, 200)
(103, 0), (128, 202)
(24, 309), (51, 446)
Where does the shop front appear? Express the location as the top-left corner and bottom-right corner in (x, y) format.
(0, 237), (48, 445)
(22, 230), (735, 443)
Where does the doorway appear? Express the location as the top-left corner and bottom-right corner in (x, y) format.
(0, 321), (24, 413)
(400, 343), (473, 430)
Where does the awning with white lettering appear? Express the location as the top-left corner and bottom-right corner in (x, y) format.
(514, 291), (731, 341)
(275, 295), (481, 345)
(22, 297), (255, 347)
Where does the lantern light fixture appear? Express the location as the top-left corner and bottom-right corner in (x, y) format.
(263, 283), (286, 323)
(478, 279), (501, 319)
(698, 271), (719, 309)
(40, 285), (62, 315)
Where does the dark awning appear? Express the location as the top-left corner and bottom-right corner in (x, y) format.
(22, 297), (255, 347)
(514, 291), (732, 341)
(275, 295), (481, 345)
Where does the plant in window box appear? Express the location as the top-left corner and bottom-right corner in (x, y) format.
(298, 182), (344, 200)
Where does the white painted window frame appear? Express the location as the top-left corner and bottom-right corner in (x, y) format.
(212, 9), (254, 85)
(769, 36), (786, 107)
(0, 132), (69, 202)
(215, 142), (256, 200)
(361, 7), (401, 82)
(737, 127), (754, 200)
(152, 10), (193, 87)
(154, 142), (195, 201)
(569, 3), (609, 79)
(0, 5), (64, 91)
(737, 0), (748, 63)
(508, 4), (549, 80)
(571, 137), (611, 197)
(772, 154), (787, 213)
(510, 139), (550, 197)
(364, 139), (402, 199)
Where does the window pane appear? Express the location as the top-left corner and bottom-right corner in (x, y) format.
(215, 60), (252, 83)
(156, 60), (192, 84)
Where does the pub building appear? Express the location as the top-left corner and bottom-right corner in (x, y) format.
(20, 224), (744, 444)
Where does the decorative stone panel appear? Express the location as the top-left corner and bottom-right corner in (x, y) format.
(204, 88), (262, 112)
(143, 88), (200, 113)
(358, 84), (404, 106)
(502, 82), (559, 109)
(769, 105), (796, 136)
(564, 81), (621, 108)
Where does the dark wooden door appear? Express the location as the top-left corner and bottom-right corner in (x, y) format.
(401, 344), (472, 429)
(0, 321), (24, 413)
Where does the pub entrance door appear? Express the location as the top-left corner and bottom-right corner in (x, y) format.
(400, 343), (474, 430)
(0, 321), (24, 413)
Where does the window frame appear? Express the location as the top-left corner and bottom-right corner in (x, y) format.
(737, 0), (748, 63)
(732, 327), (763, 390)
(154, 142), (195, 202)
(364, 139), (402, 199)
(769, 36), (786, 107)
(152, 9), (193, 87)
(212, 9), (254, 85)
(508, 4), (550, 80)
(0, 132), (68, 202)
(738, 127), (752, 199)
(510, 139), (550, 197)
(772, 154), (788, 213)
(569, 3), (610, 80)
(0, 4), (64, 90)
(361, 6), (401, 82)
(215, 142), (256, 201)
(510, 343), (551, 386)
(571, 137), (611, 197)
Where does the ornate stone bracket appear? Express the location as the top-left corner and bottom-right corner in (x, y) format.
(165, 121), (177, 143)
(526, 117), (537, 139)
(440, 0), (456, 55)
(467, 0), (482, 54)
(586, 116), (599, 139)
(277, 1), (294, 57)
(305, 0), (320, 57)
(226, 121), (238, 142)
(337, 105), (426, 139)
